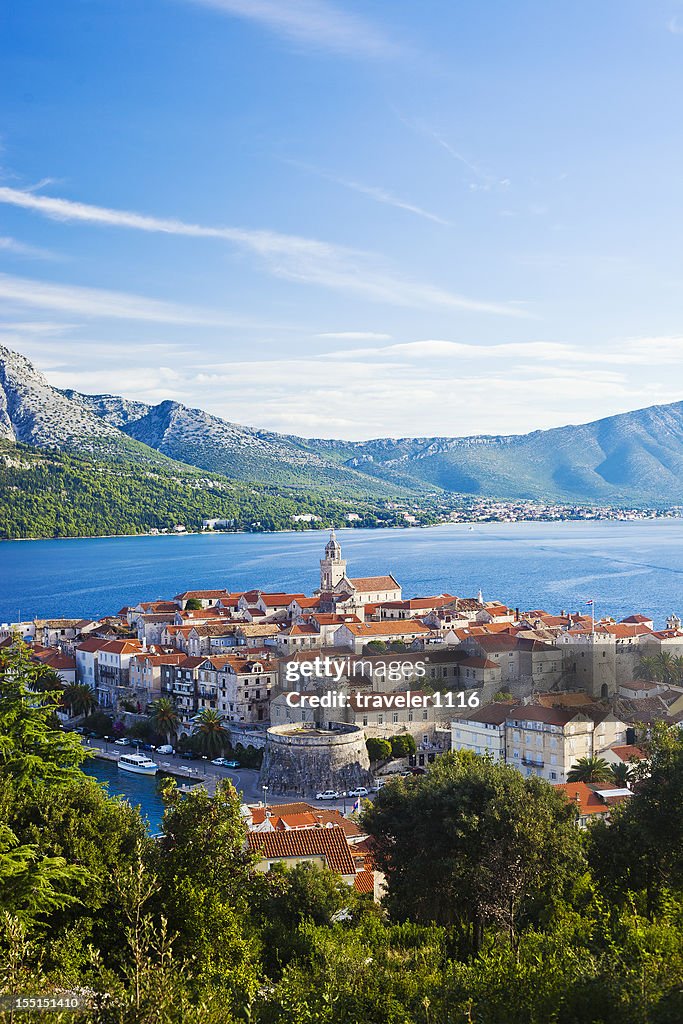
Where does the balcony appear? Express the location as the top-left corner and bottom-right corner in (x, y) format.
(522, 757), (544, 768)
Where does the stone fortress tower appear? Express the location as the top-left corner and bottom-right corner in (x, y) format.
(320, 529), (347, 590)
(259, 722), (371, 797)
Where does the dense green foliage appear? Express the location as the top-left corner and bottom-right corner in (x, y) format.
(0, 440), (441, 540)
(3, 643), (683, 1022)
(366, 737), (392, 762)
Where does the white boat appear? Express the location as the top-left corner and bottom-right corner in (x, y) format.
(118, 752), (158, 776)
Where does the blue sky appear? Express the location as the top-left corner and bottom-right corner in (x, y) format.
(1, 0), (683, 439)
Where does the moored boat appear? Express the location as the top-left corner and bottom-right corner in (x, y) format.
(118, 752), (158, 776)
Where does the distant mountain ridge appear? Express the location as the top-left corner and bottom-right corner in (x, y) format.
(1, 344), (682, 506)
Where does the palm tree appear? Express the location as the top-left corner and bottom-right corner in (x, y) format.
(29, 667), (64, 694)
(610, 761), (635, 787)
(567, 755), (612, 783)
(62, 683), (97, 718)
(638, 656), (660, 682)
(193, 708), (229, 758)
(149, 697), (180, 743)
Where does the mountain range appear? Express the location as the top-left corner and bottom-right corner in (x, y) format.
(2, 344), (683, 507)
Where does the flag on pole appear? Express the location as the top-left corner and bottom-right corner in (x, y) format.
(586, 599), (594, 606)
(353, 798), (361, 812)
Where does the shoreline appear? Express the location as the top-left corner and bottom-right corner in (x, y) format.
(1, 512), (681, 545)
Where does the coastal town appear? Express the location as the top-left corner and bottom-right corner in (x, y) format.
(2, 530), (682, 897)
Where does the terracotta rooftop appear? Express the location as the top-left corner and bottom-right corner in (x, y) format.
(348, 575), (400, 592)
(353, 870), (375, 895)
(555, 782), (615, 816)
(340, 620), (430, 637)
(608, 744), (647, 762)
(246, 824), (356, 876)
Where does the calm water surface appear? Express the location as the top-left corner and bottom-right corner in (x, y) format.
(83, 756), (168, 834)
(1, 520), (682, 627)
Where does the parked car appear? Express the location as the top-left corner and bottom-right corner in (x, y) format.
(370, 780), (386, 792)
(315, 790), (340, 801)
(224, 760), (240, 769)
(211, 757), (228, 766)
(157, 744), (174, 754)
(114, 738), (130, 746)
(347, 787), (369, 798)
(180, 750), (198, 760)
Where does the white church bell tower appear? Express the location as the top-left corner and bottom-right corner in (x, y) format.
(320, 529), (346, 590)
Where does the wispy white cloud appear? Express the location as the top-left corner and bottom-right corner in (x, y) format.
(320, 336), (683, 369)
(0, 185), (527, 317)
(288, 161), (449, 223)
(404, 119), (510, 193)
(321, 175), (449, 224)
(129, 354), (651, 438)
(0, 235), (56, 260)
(0, 273), (230, 325)
(182, 0), (399, 58)
(28, 332), (682, 439)
(321, 339), (576, 361)
(668, 15), (683, 35)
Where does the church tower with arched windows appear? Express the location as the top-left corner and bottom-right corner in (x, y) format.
(320, 529), (347, 590)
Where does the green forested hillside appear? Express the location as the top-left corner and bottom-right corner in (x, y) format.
(0, 441), (418, 540)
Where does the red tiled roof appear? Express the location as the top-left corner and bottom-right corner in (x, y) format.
(32, 649), (75, 671)
(246, 825), (356, 876)
(339, 620), (430, 637)
(609, 744), (647, 762)
(348, 575), (400, 592)
(555, 782), (612, 816)
(459, 656), (499, 669)
(353, 870), (375, 895)
(250, 802), (314, 820)
(76, 638), (143, 655)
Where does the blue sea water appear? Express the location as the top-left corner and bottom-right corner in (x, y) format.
(83, 755), (168, 834)
(1, 520), (682, 627)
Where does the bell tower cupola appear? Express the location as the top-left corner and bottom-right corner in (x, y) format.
(320, 529), (346, 590)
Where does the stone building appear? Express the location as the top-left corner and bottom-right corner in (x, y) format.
(259, 722), (372, 796)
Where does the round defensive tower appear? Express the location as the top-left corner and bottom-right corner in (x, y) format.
(259, 722), (371, 796)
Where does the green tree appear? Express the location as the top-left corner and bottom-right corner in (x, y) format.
(61, 683), (97, 718)
(363, 751), (584, 953)
(390, 733), (416, 759)
(149, 697), (180, 744)
(567, 755), (612, 783)
(193, 708), (229, 758)
(153, 779), (261, 1006)
(0, 641), (86, 792)
(588, 724), (683, 917)
(610, 761), (635, 787)
(184, 598), (203, 611)
(366, 737), (392, 763)
(0, 823), (86, 925)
